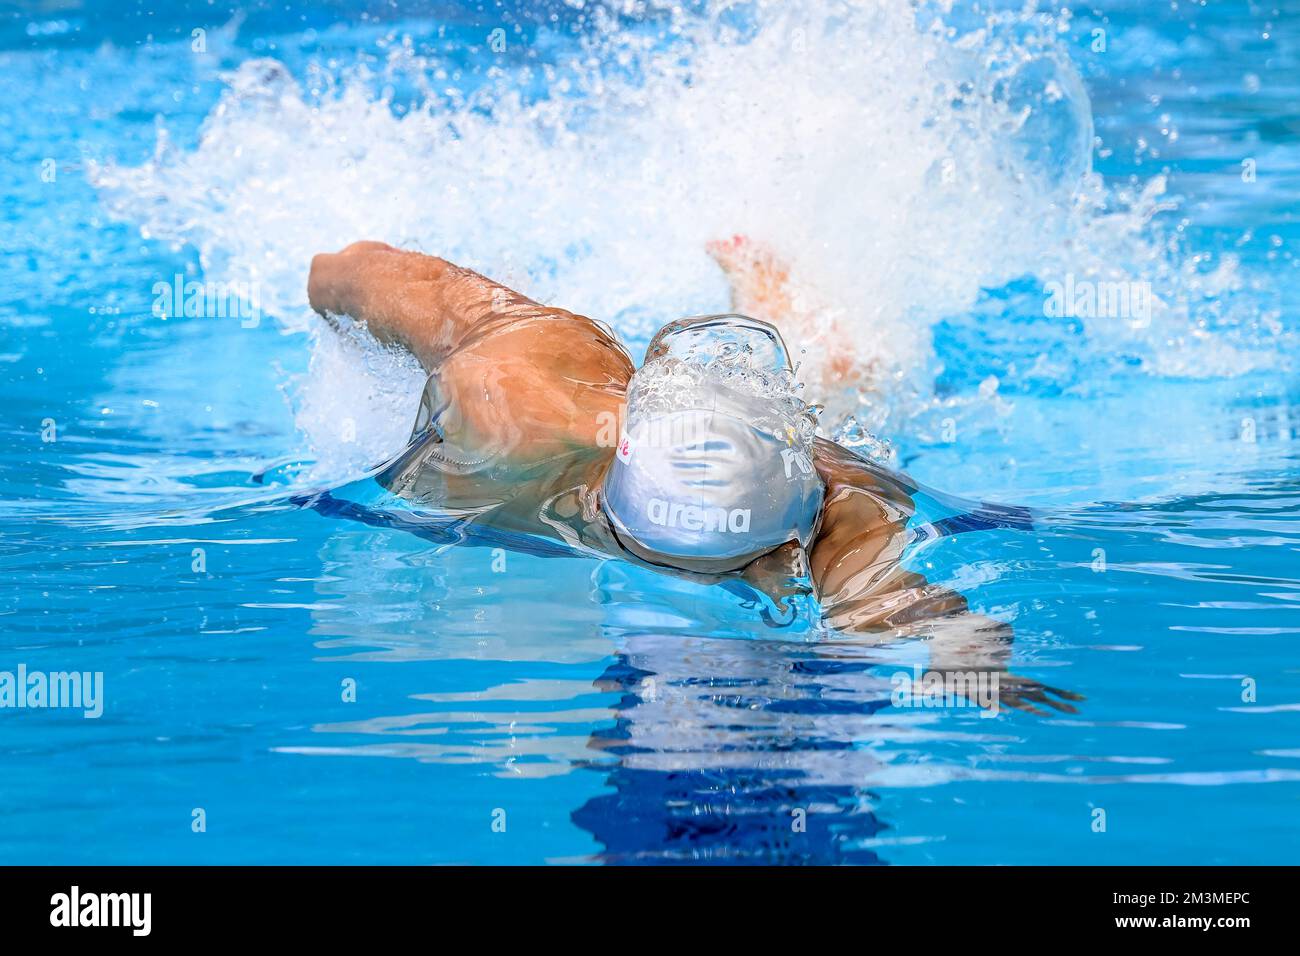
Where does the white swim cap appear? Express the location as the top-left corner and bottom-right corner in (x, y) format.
(601, 315), (824, 573)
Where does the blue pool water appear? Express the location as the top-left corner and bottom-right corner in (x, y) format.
(2, 0), (1299, 864)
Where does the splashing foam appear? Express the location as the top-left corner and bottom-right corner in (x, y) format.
(91, 0), (1268, 479)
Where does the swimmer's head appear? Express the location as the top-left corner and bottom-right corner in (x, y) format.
(600, 314), (824, 574)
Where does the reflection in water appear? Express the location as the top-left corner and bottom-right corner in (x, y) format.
(285, 475), (1300, 863)
(578, 641), (897, 864)
(572, 561), (1010, 863)
(285, 678), (616, 780)
(295, 494), (1023, 860)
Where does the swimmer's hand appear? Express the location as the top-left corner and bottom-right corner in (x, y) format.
(922, 666), (1083, 717)
(990, 672), (1084, 716)
(924, 614), (1084, 716)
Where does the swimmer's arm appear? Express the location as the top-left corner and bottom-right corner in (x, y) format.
(307, 242), (541, 369)
(808, 438), (970, 628)
(813, 547), (1080, 713)
(808, 440), (1081, 713)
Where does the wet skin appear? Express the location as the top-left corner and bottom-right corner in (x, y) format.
(308, 241), (1080, 714)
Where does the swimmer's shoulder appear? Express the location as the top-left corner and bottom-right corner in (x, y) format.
(808, 438), (917, 601)
(812, 437), (917, 518)
(816, 439), (920, 502)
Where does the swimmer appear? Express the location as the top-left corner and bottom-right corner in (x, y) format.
(307, 240), (1081, 715)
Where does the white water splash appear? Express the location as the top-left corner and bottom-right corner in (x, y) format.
(90, 0), (1270, 479)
